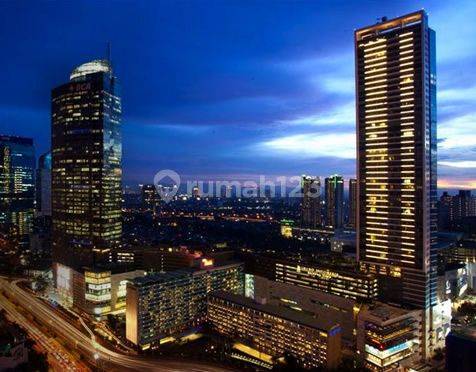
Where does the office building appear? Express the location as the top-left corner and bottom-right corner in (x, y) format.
(0, 135), (35, 245)
(208, 291), (342, 369)
(51, 59), (121, 273)
(325, 175), (344, 229)
(355, 11), (439, 356)
(349, 178), (357, 229)
(126, 262), (243, 348)
(301, 175), (321, 228)
(36, 151), (52, 217)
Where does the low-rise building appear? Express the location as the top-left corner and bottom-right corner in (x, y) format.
(208, 291), (342, 369)
(357, 303), (423, 371)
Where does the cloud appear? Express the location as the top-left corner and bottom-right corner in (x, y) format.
(438, 161), (476, 169)
(260, 132), (356, 159)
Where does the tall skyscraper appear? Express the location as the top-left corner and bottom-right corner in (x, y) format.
(355, 11), (438, 356)
(51, 60), (122, 274)
(0, 135), (35, 245)
(325, 175), (344, 229)
(36, 151), (52, 217)
(348, 178), (357, 229)
(301, 175), (321, 228)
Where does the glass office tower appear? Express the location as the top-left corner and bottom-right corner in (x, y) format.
(325, 175), (344, 229)
(0, 135), (35, 245)
(51, 60), (122, 271)
(355, 11), (438, 357)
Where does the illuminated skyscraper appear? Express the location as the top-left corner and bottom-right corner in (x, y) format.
(0, 136), (35, 247)
(325, 175), (344, 229)
(349, 178), (357, 229)
(51, 60), (122, 272)
(301, 175), (321, 228)
(355, 11), (438, 356)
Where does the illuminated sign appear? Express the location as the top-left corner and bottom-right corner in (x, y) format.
(365, 340), (413, 360)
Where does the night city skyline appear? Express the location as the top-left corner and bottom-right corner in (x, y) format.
(2, 2), (476, 371)
(0, 0), (475, 189)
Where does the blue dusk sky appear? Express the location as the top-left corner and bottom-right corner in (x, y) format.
(0, 0), (475, 189)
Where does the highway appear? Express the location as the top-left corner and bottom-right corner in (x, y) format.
(0, 277), (232, 371)
(0, 291), (85, 371)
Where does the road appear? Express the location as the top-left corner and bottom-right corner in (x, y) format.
(0, 291), (85, 371)
(0, 277), (232, 371)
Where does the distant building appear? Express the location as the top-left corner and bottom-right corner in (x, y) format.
(330, 230), (356, 254)
(208, 291), (342, 369)
(325, 175), (344, 229)
(438, 191), (453, 230)
(35, 151), (51, 217)
(0, 135), (35, 246)
(141, 184), (160, 212)
(241, 254), (378, 302)
(126, 262), (243, 348)
(300, 175), (321, 228)
(451, 190), (476, 223)
(348, 179), (357, 229)
(438, 190), (476, 230)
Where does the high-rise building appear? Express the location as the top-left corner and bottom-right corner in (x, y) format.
(51, 60), (121, 272)
(301, 175), (321, 228)
(126, 262), (243, 348)
(451, 190), (476, 223)
(437, 191), (453, 231)
(36, 151), (52, 217)
(355, 11), (439, 356)
(349, 179), (357, 229)
(0, 135), (35, 245)
(325, 175), (344, 229)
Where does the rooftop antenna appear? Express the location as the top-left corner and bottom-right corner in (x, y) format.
(107, 41), (112, 67)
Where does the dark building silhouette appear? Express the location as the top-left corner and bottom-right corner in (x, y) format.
(348, 178), (357, 229)
(325, 175), (343, 229)
(301, 175), (321, 228)
(36, 151), (51, 217)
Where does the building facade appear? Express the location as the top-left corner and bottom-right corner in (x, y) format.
(325, 175), (344, 229)
(208, 291), (342, 369)
(355, 11), (438, 356)
(357, 303), (423, 371)
(301, 175), (321, 228)
(0, 135), (35, 246)
(51, 60), (122, 271)
(126, 262), (243, 348)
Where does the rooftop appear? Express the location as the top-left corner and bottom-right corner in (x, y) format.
(211, 291), (341, 332)
(70, 59), (112, 81)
